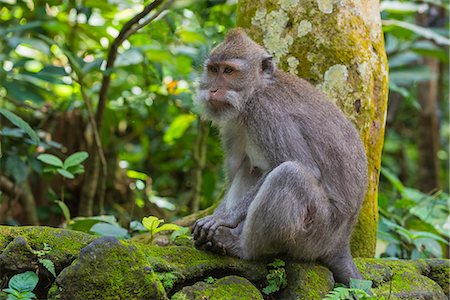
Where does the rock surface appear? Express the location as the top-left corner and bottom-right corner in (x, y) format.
(0, 226), (448, 299)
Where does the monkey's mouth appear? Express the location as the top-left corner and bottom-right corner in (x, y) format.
(208, 99), (232, 111)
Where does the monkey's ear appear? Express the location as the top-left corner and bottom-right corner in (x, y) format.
(261, 56), (274, 77)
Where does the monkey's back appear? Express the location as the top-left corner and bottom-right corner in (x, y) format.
(244, 70), (368, 213)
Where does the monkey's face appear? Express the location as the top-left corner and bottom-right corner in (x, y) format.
(195, 29), (276, 123)
(196, 58), (259, 123)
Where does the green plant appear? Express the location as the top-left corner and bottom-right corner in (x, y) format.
(170, 227), (191, 243)
(2, 271), (38, 300)
(204, 276), (216, 284)
(155, 272), (178, 290)
(378, 167), (449, 258)
(0, 109), (39, 144)
(323, 278), (379, 300)
(31, 243), (56, 278)
(262, 259), (287, 295)
(37, 151), (88, 203)
(142, 216), (182, 243)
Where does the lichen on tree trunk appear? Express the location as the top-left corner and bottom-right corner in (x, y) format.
(236, 0), (389, 257)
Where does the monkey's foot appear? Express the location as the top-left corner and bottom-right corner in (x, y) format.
(208, 226), (243, 258)
(192, 215), (241, 248)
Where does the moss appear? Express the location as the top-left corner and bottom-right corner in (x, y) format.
(136, 244), (267, 286)
(171, 276), (263, 300)
(356, 259), (448, 299)
(279, 262), (334, 299)
(0, 226), (95, 265)
(48, 237), (167, 300)
(424, 259), (450, 297)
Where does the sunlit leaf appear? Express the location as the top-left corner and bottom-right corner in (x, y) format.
(153, 223), (180, 234)
(163, 114), (196, 145)
(142, 216), (163, 232)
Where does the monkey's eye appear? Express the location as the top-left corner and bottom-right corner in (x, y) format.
(223, 67), (234, 74)
(208, 65), (219, 73)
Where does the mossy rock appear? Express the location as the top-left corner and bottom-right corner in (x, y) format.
(0, 226), (449, 300)
(171, 276), (263, 300)
(138, 244), (267, 293)
(279, 262), (334, 299)
(48, 236), (167, 300)
(0, 226), (95, 271)
(356, 258), (448, 299)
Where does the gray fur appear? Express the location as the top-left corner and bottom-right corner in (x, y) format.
(192, 28), (368, 286)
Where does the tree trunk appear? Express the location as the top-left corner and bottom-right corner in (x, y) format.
(415, 7), (443, 193)
(237, 0), (389, 257)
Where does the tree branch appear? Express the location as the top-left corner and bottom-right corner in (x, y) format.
(96, 0), (173, 128)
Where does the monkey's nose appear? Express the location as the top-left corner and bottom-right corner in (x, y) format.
(210, 88), (219, 94)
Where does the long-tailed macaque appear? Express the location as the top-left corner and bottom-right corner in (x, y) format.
(192, 28), (367, 285)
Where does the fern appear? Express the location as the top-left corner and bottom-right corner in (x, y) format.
(39, 258), (56, 278)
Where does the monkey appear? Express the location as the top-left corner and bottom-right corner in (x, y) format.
(192, 28), (368, 286)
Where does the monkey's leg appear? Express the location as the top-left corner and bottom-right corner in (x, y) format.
(321, 248), (363, 286)
(209, 161), (325, 258)
(237, 161), (330, 259)
(234, 162), (363, 285)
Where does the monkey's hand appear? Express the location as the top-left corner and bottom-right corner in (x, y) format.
(192, 214), (241, 248)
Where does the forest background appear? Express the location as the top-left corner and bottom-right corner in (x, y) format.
(0, 0), (448, 260)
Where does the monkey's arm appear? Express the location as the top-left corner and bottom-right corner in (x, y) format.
(192, 157), (262, 247)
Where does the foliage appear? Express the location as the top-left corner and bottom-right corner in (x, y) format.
(37, 151), (88, 180)
(323, 278), (379, 300)
(141, 216), (188, 243)
(0, 108), (39, 144)
(0, 0), (447, 263)
(2, 271), (38, 300)
(262, 259), (287, 295)
(377, 167), (449, 258)
(68, 215), (130, 239)
(155, 271), (178, 290)
(31, 243), (56, 277)
(204, 276), (216, 284)
(377, 0), (449, 259)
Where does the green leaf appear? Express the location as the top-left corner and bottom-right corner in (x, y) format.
(54, 200), (71, 222)
(5, 155), (28, 183)
(153, 223), (180, 234)
(380, 167), (404, 192)
(383, 19), (450, 46)
(63, 151), (88, 169)
(90, 223), (128, 238)
(57, 168), (75, 179)
(142, 216), (163, 232)
(163, 114), (196, 145)
(8, 271), (38, 293)
(37, 154), (63, 167)
(170, 227), (191, 242)
(0, 108), (39, 144)
(39, 258), (56, 277)
(268, 259), (285, 268)
(126, 170), (148, 181)
(66, 164), (85, 175)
